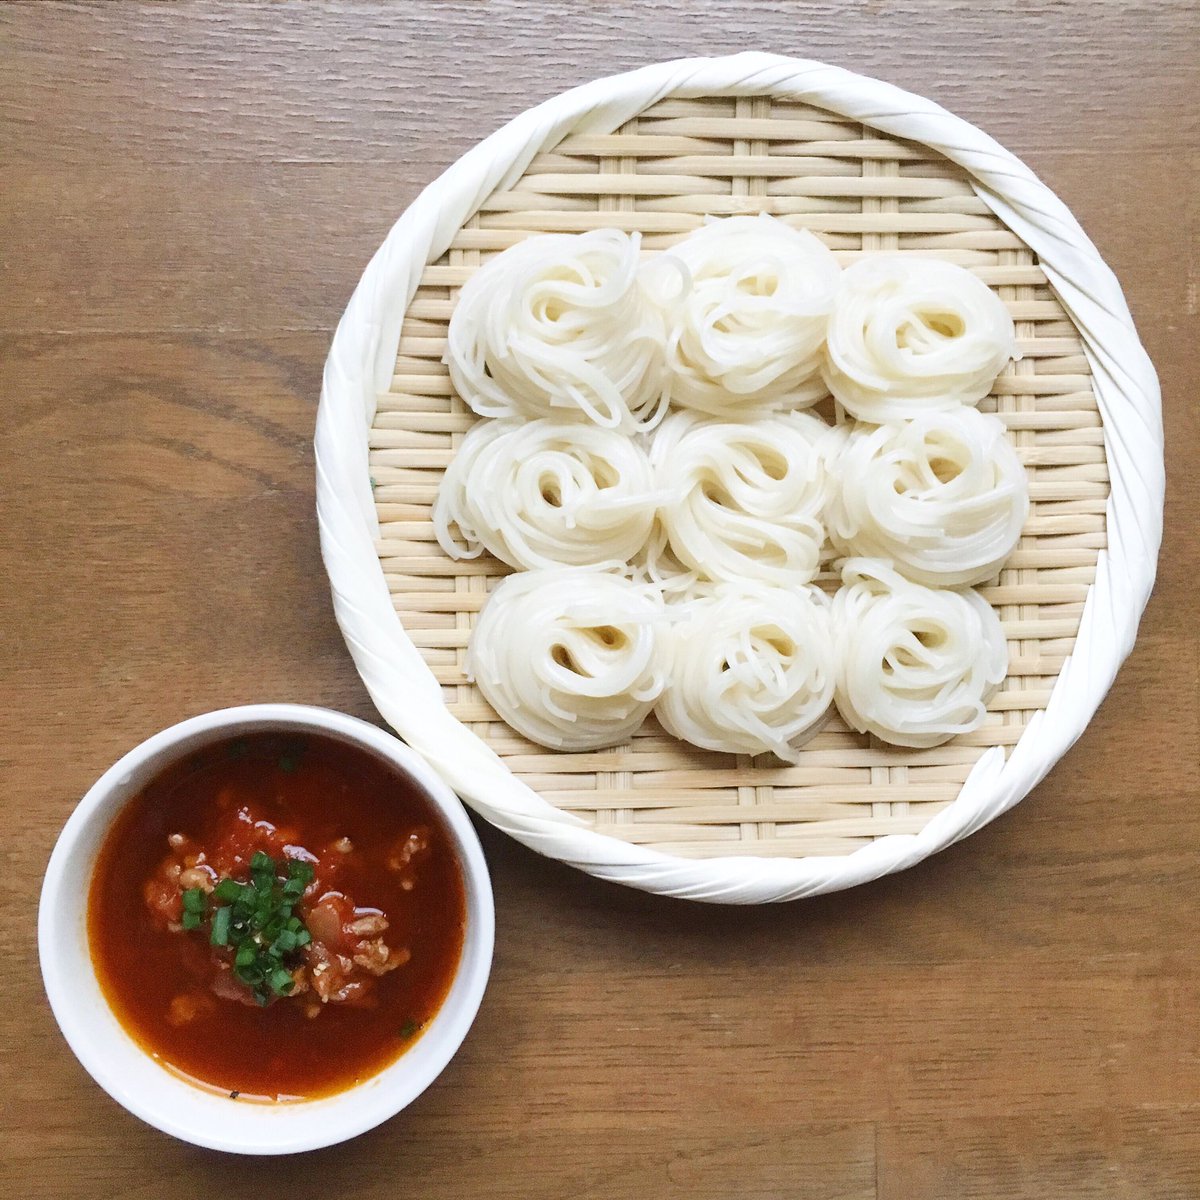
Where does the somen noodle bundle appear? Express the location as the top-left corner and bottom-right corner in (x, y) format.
(466, 569), (665, 751)
(823, 255), (1016, 421)
(824, 407), (1029, 586)
(664, 214), (841, 416)
(433, 417), (659, 571)
(649, 409), (832, 587)
(655, 581), (835, 761)
(831, 558), (1007, 748)
(445, 229), (670, 431)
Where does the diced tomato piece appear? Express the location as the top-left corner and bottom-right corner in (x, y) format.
(143, 876), (182, 923)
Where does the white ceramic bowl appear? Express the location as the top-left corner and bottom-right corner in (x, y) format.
(38, 704), (495, 1154)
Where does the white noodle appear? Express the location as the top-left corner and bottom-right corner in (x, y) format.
(656, 582), (835, 762)
(436, 232), (1027, 760)
(466, 569), (665, 751)
(650, 409), (832, 586)
(433, 418), (659, 571)
(831, 558), (1007, 748)
(626, 514), (698, 598)
(664, 214), (841, 416)
(445, 229), (671, 431)
(825, 408), (1029, 586)
(822, 255), (1016, 421)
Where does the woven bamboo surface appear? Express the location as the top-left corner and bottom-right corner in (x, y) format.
(368, 95), (1108, 860)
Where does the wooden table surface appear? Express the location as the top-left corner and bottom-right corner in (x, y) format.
(3, 4), (1198, 1197)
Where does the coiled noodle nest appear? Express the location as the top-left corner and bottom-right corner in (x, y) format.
(831, 558), (1007, 748)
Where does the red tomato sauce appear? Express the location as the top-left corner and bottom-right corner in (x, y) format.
(88, 731), (466, 1101)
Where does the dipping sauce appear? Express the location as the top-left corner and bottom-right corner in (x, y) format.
(88, 731), (466, 1101)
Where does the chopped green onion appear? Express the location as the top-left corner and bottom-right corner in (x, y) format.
(213, 878), (243, 903)
(210, 904), (233, 946)
(268, 967), (295, 995)
(287, 859), (314, 884)
(173, 851), (315, 1007)
(237, 962), (265, 986)
(273, 929), (298, 954)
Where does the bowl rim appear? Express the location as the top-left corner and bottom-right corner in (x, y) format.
(314, 51), (1163, 903)
(38, 702), (495, 1155)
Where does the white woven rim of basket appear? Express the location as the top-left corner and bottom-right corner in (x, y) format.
(315, 52), (1163, 903)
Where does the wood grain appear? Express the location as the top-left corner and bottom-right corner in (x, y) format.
(2, 3), (1197, 1197)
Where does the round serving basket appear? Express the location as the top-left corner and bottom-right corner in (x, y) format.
(316, 53), (1163, 903)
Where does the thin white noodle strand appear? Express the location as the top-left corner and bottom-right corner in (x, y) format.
(650, 409), (832, 586)
(656, 581), (835, 761)
(825, 408), (1029, 586)
(466, 568), (666, 751)
(664, 213), (841, 416)
(831, 558), (1008, 748)
(445, 229), (671, 432)
(433, 418), (660, 570)
(822, 254), (1017, 421)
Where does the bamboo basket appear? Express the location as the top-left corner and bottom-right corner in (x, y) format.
(316, 54), (1162, 903)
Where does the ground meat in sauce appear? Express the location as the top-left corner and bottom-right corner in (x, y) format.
(144, 803), (432, 1019)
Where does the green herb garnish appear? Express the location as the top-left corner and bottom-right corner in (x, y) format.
(210, 903), (233, 946)
(182, 854), (315, 1006)
(180, 886), (208, 930)
(399, 1019), (422, 1040)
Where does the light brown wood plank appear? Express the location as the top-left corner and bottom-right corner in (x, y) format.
(878, 1109), (1200, 1200)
